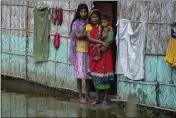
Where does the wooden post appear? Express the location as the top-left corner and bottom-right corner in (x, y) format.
(25, 1), (29, 80)
(126, 95), (137, 117)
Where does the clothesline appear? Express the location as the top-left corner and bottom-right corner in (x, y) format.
(117, 18), (173, 25)
(2, 3), (174, 25)
(1, 3), (75, 11)
(1, 27), (70, 38)
(1, 28), (166, 56)
(131, 21), (171, 25)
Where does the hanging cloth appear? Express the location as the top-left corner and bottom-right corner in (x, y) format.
(50, 8), (63, 25)
(51, 8), (57, 25)
(33, 7), (51, 63)
(164, 28), (176, 67)
(56, 8), (63, 25)
(115, 19), (146, 80)
(53, 32), (60, 49)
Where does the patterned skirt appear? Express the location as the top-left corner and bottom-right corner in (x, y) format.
(88, 46), (114, 90)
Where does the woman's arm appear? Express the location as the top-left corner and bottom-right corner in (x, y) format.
(76, 29), (86, 39)
(86, 31), (107, 46)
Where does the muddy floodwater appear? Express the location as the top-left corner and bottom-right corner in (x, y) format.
(2, 76), (176, 117)
(1, 77), (121, 117)
(2, 92), (120, 117)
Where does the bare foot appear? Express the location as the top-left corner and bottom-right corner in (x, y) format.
(102, 100), (108, 105)
(85, 97), (93, 102)
(91, 99), (100, 106)
(94, 56), (101, 60)
(79, 98), (87, 104)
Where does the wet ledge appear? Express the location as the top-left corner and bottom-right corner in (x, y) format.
(1, 75), (79, 99)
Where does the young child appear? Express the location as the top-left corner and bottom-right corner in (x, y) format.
(93, 15), (113, 60)
(86, 10), (114, 106)
(69, 3), (91, 104)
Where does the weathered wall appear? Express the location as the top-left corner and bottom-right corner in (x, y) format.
(117, 1), (176, 110)
(1, 0), (92, 91)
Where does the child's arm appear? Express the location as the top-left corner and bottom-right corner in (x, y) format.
(100, 27), (113, 51)
(101, 27), (108, 40)
(93, 44), (102, 51)
(94, 44), (102, 48)
(100, 41), (112, 52)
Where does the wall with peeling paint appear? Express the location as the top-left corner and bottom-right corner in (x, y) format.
(1, 0), (92, 91)
(117, 1), (176, 110)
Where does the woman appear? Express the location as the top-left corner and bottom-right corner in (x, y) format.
(69, 3), (90, 104)
(86, 9), (114, 105)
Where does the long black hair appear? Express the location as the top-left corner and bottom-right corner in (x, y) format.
(70, 3), (89, 33)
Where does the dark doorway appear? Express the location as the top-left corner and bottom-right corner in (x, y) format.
(89, 1), (118, 95)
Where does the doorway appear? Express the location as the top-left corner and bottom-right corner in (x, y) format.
(89, 1), (118, 95)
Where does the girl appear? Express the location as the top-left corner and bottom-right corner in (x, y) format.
(69, 3), (90, 104)
(93, 15), (114, 60)
(86, 10), (114, 105)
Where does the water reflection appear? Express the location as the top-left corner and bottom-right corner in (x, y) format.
(2, 92), (118, 117)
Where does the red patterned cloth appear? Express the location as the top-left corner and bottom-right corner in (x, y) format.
(88, 26), (114, 76)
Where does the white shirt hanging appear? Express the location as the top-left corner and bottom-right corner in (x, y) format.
(115, 19), (146, 80)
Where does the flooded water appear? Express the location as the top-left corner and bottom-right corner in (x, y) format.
(2, 92), (120, 117)
(2, 76), (175, 117)
(1, 77), (121, 117)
